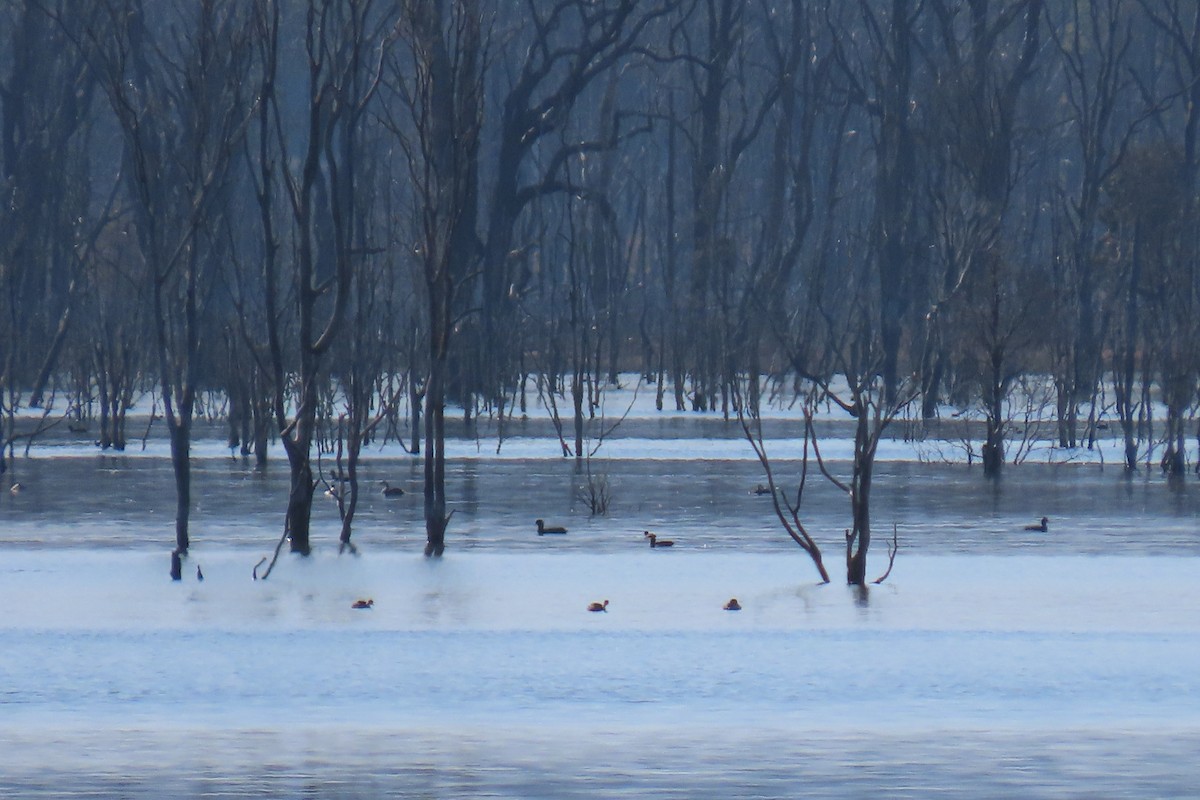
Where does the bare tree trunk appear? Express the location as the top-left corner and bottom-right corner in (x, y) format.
(1115, 224), (1143, 471)
(846, 401), (875, 586)
(169, 416), (192, 557)
(424, 326), (449, 556)
(982, 378), (1005, 476)
(394, 0), (482, 557)
(283, 370), (318, 555)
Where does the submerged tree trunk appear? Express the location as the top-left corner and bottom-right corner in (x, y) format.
(1162, 403), (1187, 476)
(396, 0), (482, 558)
(168, 414), (193, 558)
(284, 455), (316, 556)
(283, 373), (318, 555)
(424, 362), (448, 556)
(338, 421), (363, 553)
(846, 403), (875, 586)
(1114, 225), (1142, 471)
(982, 415), (1005, 476)
(572, 365), (585, 463)
(982, 348), (1006, 477)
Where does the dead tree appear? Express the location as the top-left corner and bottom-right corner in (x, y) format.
(75, 0), (255, 576)
(816, 368), (919, 586)
(832, 0), (923, 404)
(474, 0), (675, 416)
(665, 0), (783, 414)
(2, 2), (98, 415)
(737, 386), (832, 583)
(1134, 0), (1200, 475)
(387, 0), (483, 557)
(919, 0), (1044, 454)
(250, 0), (392, 556)
(1046, 0), (1140, 449)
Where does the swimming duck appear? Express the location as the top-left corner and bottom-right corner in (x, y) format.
(380, 481), (405, 497)
(753, 484), (772, 495)
(644, 531), (674, 548)
(352, 599), (374, 609)
(536, 519), (568, 535)
(1024, 516), (1049, 532)
(587, 600), (609, 612)
(724, 598), (742, 611)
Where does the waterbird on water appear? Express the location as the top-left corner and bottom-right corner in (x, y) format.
(537, 519), (568, 535)
(352, 599), (374, 609)
(9, 482), (21, 494)
(644, 531), (674, 548)
(588, 600), (609, 612)
(1024, 516), (1049, 532)
(196, 564), (204, 581)
(724, 598), (742, 611)
(380, 481), (405, 497)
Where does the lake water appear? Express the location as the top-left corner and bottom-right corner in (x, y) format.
(2, 406), (1199, 798)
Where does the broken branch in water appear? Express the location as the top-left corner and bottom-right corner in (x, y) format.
(872, 523), (899, 585)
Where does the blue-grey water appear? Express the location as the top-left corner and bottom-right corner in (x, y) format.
(2, 417), (1199, 798)
(3, 451), (1197, 555)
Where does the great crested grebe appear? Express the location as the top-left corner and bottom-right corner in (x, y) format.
(587, 600), (609, 612)
(537, 519), (568, 535)
(644, 531), (674, 547)
(724, 598), (742, 611)
(352, 599), (374, 609)
(380, 481), (405, 497)
(1024, 516), (1049, 532)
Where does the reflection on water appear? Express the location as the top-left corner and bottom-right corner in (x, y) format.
(2, 425), (1199, 798)
(2, 726), (1198, 799)
(2, 455), (1197, 556)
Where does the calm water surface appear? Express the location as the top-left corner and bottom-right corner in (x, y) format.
(2, 423), (1199, 798)
(2, 453), (1197, 555)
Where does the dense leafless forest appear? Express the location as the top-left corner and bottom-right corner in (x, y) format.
(1, 1), (1197, 576)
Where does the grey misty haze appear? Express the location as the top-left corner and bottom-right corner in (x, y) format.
(3, 4), (1200, 796)
(1, 0), (1198, 580)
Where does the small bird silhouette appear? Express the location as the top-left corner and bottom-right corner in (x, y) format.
(724, 598), (742, 611)
(380, 481), (405, 497)
(752, 484), (772, 496)
(587, 600), (609, 612)
(196, 564), (204, 581)
(537, 519), (568, 535)
(1024, 516), (1049, 532)
(644, 531), (674, 548)
(352, 599), (374, 609)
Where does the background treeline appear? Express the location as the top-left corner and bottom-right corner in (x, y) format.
(1, 1), (1197, 566)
